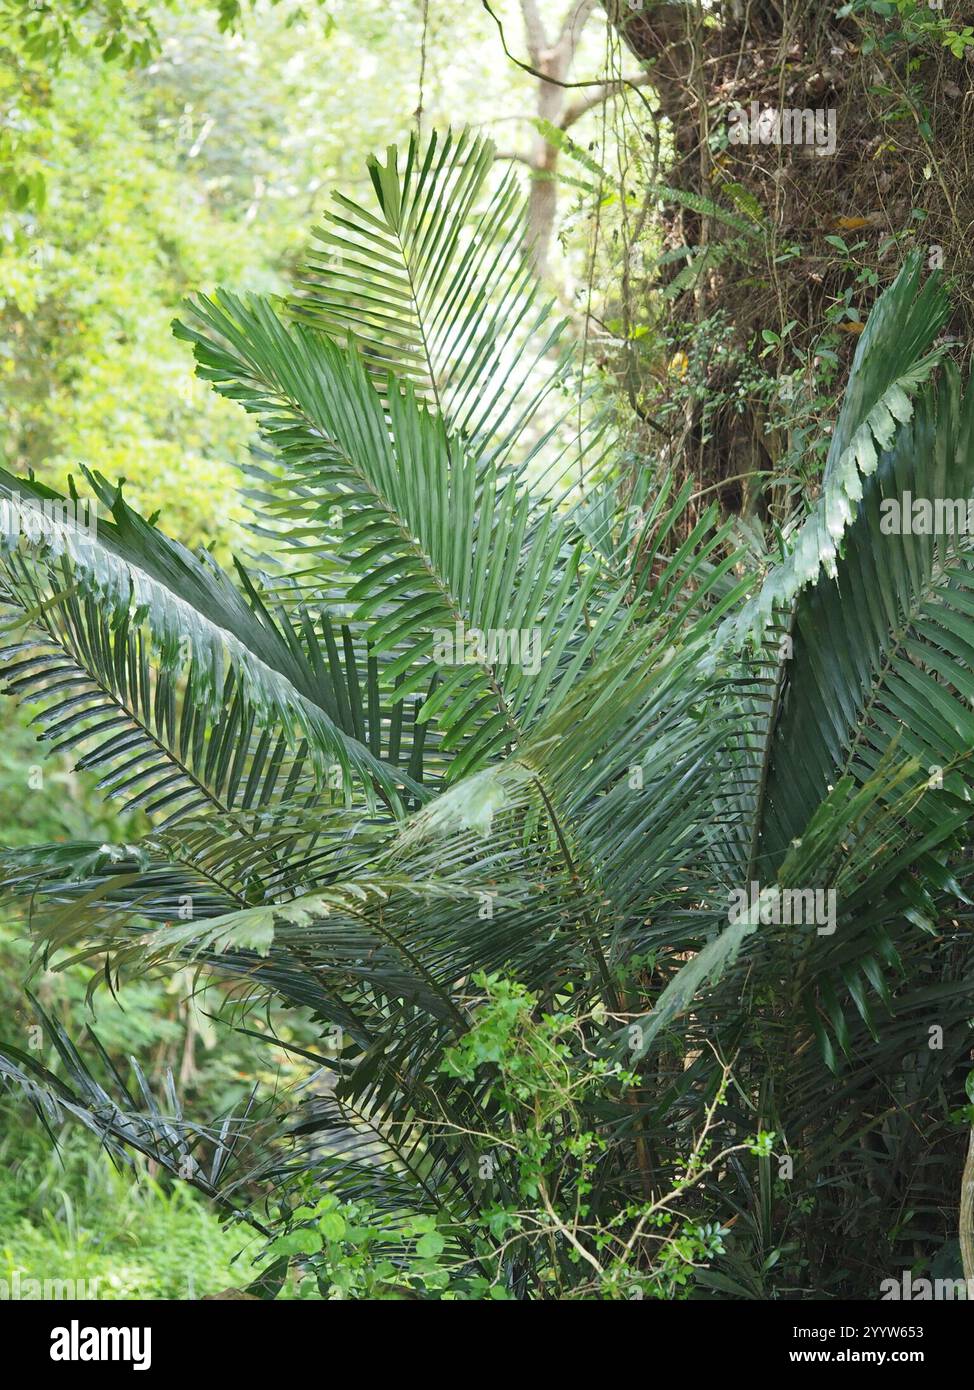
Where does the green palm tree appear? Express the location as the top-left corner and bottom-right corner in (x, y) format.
(1, 130), (971, 1298)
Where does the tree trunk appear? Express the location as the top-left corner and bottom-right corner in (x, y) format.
(601, 0), (971, 506)
(961, 1125), (974, 1285)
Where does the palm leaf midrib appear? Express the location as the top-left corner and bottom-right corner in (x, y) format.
(261, 360), (528, 745)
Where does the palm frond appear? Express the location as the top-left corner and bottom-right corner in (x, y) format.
(720, 253), (950, 648)
(0, 469), (410, 815)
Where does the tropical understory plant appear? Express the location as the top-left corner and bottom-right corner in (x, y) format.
(2, 129), (974, 1299)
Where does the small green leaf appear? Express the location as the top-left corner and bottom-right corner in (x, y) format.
(319, 1211), (347, 1242)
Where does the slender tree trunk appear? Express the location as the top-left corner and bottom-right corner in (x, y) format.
(961, 1126), (974, 1285)
(524, 47), (567, 276)
(516, 0), (600, 274)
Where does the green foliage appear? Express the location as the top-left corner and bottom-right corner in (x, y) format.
(1, 126), (973, 1303)
(0, 700), (128, 847)
(0, 1121), (263, 1298)
(0, 0), (163, 70)
(0, 0), (333, 71)
(0, 0), (429, 549)
(259, 975), (741, 1300)
(838, 1), (974, 59)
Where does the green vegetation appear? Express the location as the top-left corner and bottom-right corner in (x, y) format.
(0, 1130), (259, 1299)
(2, 0), (974, 1304)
